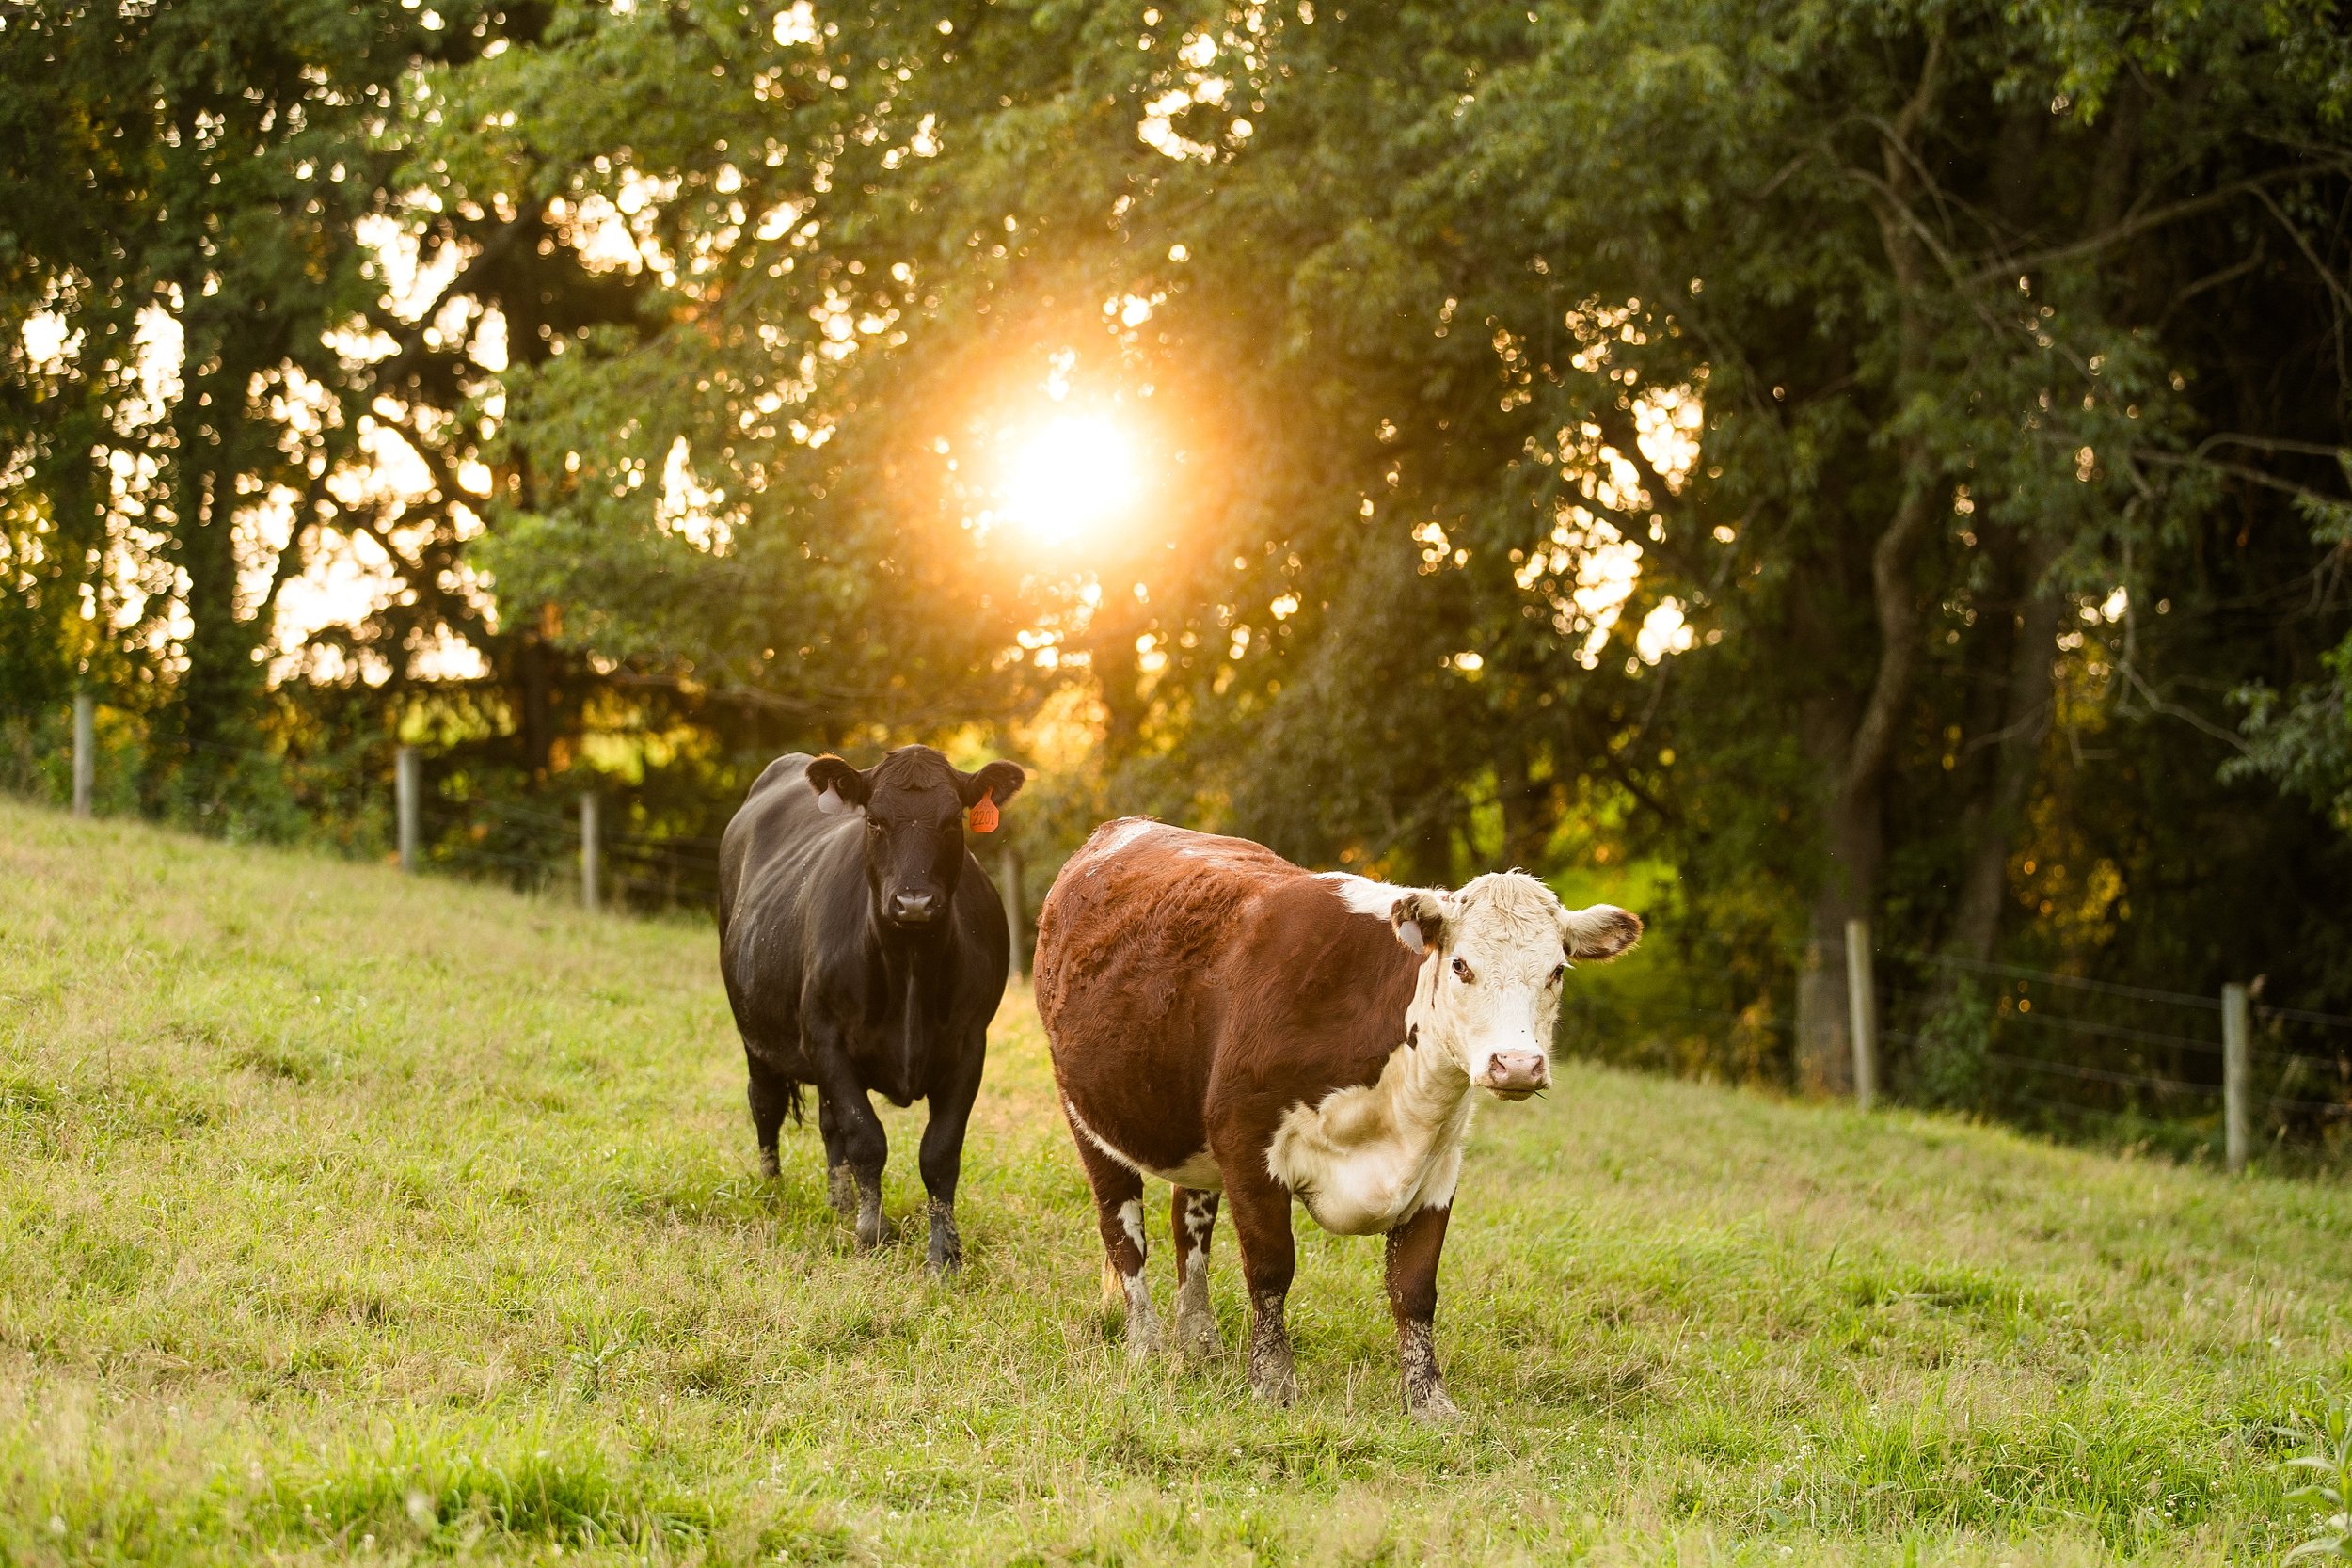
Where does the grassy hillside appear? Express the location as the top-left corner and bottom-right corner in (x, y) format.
(1, 800), (2346, 1566)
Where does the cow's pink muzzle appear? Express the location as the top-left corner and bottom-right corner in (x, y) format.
(1480, 1050), (1549, 1100)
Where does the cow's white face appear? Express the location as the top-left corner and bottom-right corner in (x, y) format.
(1391, 873), (1642, 1100)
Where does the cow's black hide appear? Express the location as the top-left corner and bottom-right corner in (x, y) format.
(718, 745), (1023, 1273)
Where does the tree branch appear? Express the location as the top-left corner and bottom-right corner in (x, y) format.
(1977, 166), (2339, 288)
(2113, 656), (2253, 755)
(2252, 177), (2352, 319)
(1842, 459), (1935, 799)
(2132, 445), (2352, 511)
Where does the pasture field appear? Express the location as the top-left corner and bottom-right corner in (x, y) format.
(1, 800), (2347, 1566)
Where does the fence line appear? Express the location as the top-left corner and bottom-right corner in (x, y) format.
(12, 701), (1020, 930)
(1882, 978), (2352, 1073)
(1861, 918), (2349, 1168)
(2256, 1002), (2352, 1031)
(1877, 1029), (2231, 1104)
(5, 699), (725, 912)
(1895, 948), (2229, 1012)
(1899, 945), (2352, 1032)
(1983, 1049), (2221, 1099)
(14, 699), (2349, 1162)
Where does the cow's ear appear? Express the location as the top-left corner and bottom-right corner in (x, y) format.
(958, 759), (1025, 810)
(1563, 903), (1642, 961)
(1391, 891), (1448, 955)
(807, 754), (872, 815)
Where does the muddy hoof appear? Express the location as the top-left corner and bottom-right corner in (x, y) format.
(1249, 1364), (1298, 1407)
(925, 1201), (961, 1276)
(1408, 1384), (1463, 1423)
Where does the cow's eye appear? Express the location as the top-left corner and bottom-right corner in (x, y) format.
(1549, 963), (1566, 986)
(1451, 957), (1474, 984)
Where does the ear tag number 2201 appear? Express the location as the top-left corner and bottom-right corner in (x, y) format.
(968, 790), (998, 833)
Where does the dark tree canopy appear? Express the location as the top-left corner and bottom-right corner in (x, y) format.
(6, 0), (2350, 1134)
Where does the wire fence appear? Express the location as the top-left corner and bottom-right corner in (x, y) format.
(10, 697), (2350, 1163)
(0, 698), (728, 913)
(1565, 936), (2352, 1164)
(1875, 946), (2352, 1160)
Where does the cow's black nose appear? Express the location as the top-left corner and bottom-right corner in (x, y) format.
(888, 891), (941, 924)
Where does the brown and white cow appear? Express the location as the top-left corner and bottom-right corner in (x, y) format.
(1032, 818), (1641, 1418)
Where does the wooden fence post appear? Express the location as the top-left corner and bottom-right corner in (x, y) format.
(580, 789), (601, 912)
(71, 692), (94, 818)
(395, 745), (421, 873)
(2222, 982), (2250, 1173)
(999, 842), (1025, 978)
(1845, 916), (1879, 1111)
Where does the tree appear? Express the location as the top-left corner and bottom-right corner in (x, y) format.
(0, 0), (658, 824)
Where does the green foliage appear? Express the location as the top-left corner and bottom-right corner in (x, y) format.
(2284, 1400), (2352, 1562)
(1905, 976), (1995, 1110)
(2236, 633), (2352, 840)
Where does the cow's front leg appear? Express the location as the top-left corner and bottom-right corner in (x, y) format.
(806, 1034), (888, 1251)
(816, 1096), (855, 1217)
(1222, 1168), (1297, 1406)
(916, 1031), (986, 1277)
(1386, 1202), (1459, 1421)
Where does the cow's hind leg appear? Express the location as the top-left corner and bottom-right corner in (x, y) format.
(1069, 1130), (1159, 1359)
(745, 1051), (800, 1180)
(1170, 1187), (1221, 1361)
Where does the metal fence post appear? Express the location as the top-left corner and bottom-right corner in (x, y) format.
(1000, 842), (1025, 978)
(71, 693), (95, 818)
(395, 745), (421, 873)
(2223, 982), (2250, 1172)
(1845, 917), (1879, 1111)
(580, 788), (601, 912)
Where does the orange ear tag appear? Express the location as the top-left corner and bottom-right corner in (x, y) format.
(968, 789), (999, 833)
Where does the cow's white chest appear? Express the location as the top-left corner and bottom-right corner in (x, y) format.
(1264, 1058), (1471, 1236)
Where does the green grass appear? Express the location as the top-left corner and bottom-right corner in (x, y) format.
(1, 799), (2346, 1565)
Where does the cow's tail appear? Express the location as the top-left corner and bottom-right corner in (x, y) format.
(783, 1078), (806, 1125)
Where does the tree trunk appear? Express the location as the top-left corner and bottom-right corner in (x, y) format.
(1941, 81), (2130, 962)
(1794, 739), (1883, 1095)
(1495, 745), (1554, 871)
(518, 620), (557, 778)
(1405, 793), (1457, 888)
(170, 413), (253, 716)
(1792, 36), (1942, 1092)
(1947, 546), (2063, 959)
(1791, 466), (1934, 1092)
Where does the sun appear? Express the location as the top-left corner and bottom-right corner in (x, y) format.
(995, 411), (1146, 548)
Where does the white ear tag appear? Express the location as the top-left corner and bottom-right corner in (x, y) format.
(816, 786), (848, 816)
(1396, 918), (1424, 953)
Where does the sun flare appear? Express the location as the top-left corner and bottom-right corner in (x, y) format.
(995, 411), (1146, 548)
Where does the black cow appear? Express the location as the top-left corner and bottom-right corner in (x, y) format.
(718, 744), (1025, 1274)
